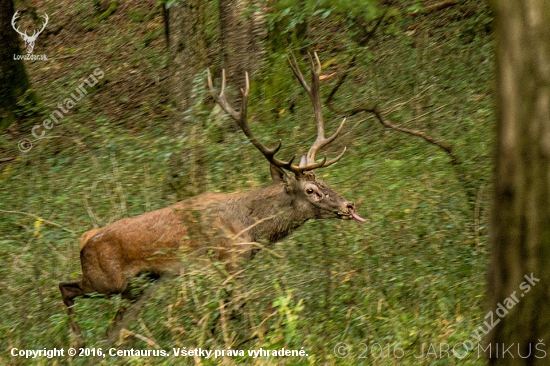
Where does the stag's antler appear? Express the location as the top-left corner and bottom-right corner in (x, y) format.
(207, 53), (346, 175)
(287, 52), (346, 168)
(207, 69), (296, 172)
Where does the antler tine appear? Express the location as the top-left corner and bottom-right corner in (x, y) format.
(280, 154), (297, 171)
(206, 68), (215, 90)
(207, 68), (238, 120)
(207, 68), (289, 170)
(307, 52), (346, 167)
(292, 145), (347, 173)
(311, 117), (346, 152)
(220, 69), (227, 98)
(312, 51), (322, 75)
(288, 53), (311, 93)
(288, 52), (347, 171)
(305, 51), (326, 164)
(298, 155), (327, 172)
(239, 71), (250, 123)
(306, 52), (322, 90)
(322, 146), (347, 167)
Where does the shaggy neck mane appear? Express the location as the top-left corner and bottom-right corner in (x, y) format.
(224, 183), (308, 243)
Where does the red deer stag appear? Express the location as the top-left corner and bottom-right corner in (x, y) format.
(59, 52), (365, 345)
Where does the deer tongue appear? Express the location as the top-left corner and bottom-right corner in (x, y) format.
(351, 212), (366, 222)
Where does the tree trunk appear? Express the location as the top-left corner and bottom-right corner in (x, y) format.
(488, 0), (550, 364)
(219, 0), (266, 90)
(0, 0), (32, 131)
(165, 0), (209, 198)
(168, 0), (207, 115)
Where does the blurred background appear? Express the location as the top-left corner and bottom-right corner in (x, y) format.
(0, 0), (493, 364)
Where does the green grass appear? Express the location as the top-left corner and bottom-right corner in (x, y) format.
(0, 1), (493, 365)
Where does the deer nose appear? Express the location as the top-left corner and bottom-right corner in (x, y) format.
(346, 202), (355, 213)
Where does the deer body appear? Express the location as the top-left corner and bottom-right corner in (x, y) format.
(59, 52), (365, 345)
(62, 173), (356, 296)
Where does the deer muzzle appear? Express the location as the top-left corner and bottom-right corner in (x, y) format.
(338, 202), (366, 222)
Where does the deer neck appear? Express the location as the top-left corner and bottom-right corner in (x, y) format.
(229, 183), (309, 243)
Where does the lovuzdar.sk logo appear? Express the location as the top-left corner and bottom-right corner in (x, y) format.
(12, 11), (48, 61)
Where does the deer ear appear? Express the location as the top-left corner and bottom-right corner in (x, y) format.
(270, 164), (287, 183)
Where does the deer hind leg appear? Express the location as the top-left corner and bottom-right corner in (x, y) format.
(107, 280), (144, 336)
(106, 273), (170, 346)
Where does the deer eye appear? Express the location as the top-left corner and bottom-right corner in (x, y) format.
(306, 188), (314, 194)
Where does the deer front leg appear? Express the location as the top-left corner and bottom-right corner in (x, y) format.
(59, 281), (88, 349)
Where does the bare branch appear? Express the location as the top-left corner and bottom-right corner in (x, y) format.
(0, 209), (77, 234)
(325, 53), (476, 205)
(408, 0), (459, 15)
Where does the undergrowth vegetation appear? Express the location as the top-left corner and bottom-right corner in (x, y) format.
(0, 0), (493, 364)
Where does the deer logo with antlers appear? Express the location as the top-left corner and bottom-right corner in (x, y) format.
(11, 11), (48, 54)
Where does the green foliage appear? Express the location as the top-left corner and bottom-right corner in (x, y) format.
(270, 0), (381, 28)
(129, 9), (147, 23)
(267, 0), (396, 49)
(269, 283), (305, 347)
(96, 1), (117, 22)
(13, 89), (43, 119)
(0, 0), (494, 365)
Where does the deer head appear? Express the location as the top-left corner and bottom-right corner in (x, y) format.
(207, 52), (366, 223)
(11, 12), (48, 54)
